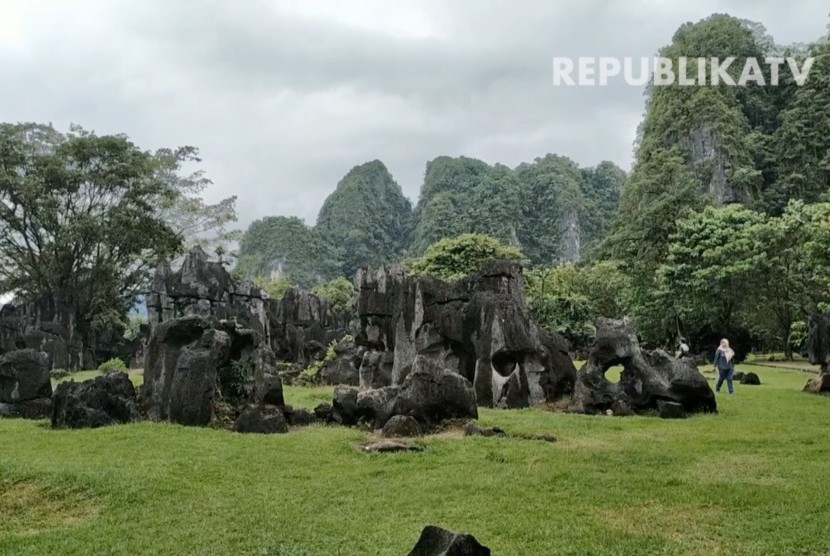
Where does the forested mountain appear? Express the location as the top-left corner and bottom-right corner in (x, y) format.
(315, 160), (412, 278)
(601, 14), (830, 347)
(238, 154), (624, 284)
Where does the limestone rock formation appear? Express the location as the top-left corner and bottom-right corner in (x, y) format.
(353, 261), (575, 409)
(51, 371), (139, 428)
(805, 312), (830, 395)
(407, 525), (491, 556)
(570, 318), (717, 415)
(0, 349), (52, 418)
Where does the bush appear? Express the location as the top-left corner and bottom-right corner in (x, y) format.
(296, 336), (352, 386)
(98, 358), (129, 374)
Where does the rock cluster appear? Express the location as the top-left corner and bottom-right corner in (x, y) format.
(570, 318), (717, 415)
(51, 372), (139, 428)
(351, 261), (576, 409)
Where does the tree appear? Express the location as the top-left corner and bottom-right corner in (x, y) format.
(525, 262), (630, 343)
(312, 277), (354, 312)
(315, 160), (412, 278)
(407, 233), (524, 281)
(253, 275), (292, 300)
(0, 123), (187, 360)
(657, 205), (766, 343)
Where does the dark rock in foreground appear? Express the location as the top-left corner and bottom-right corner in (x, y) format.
(570, 318), (717, 416)
(51, 371), (139, 429)
(362, 440), (423, 453)
(408, 525), (491, 556)
(0, 349), (53, 419)
(381, 415), (421, 438)
(657, 400), (686, 419)
(233, 404), (288, 434)
(740, 372), (760, 385)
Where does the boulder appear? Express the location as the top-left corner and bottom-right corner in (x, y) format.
(332, 385), (359, 425)
(0, 398), (51, 419)
(233, 404), (288, 434)
(318, 338), (362, 386)
(381, 415), (422, 438)
(353, 261), (576, 408)
(570, 318), (717, 416)
(51, 372), (139, 428)
(284, 406), (316, 426)
(313, 402), (333, 422)
(657, 400), (687, 419)
(407, 525), (491, 556)
(807, 312), (830, 373)
(733, 371), (745, 382)
(0, 349), (51, 404)
(740, 372), (761, 385)
(390, 356), (478, 428)
(356, 386), (400, 429)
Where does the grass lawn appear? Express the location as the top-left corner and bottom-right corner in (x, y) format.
(2, 364), (830, 555)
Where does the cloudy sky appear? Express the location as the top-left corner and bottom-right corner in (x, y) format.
(0, 1), (826, 229)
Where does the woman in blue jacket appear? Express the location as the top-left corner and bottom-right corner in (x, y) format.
(713, 338), (735, 394)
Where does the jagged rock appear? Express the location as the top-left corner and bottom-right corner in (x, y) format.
(356, 386), (400, 429)
(143, 314), (280, 427)
(269, 288), (349, 367)
(381, 415), (421, 437)
(332, 385), (359, 425)
(390, 356), (478, 427)
(318, 338), (362, 385)
(740, 372), (761, 385)
(51, 372), (139, 429)
(658, 400), (687, 419)
(804, 374), (830, 395)
(807, 312), (830, 373)
(233, 404), (288, 434)
(353, 261), (576, 409)
(0, 349), (51, 402)
(0, 349), (52, 419)
(407, 525), (491, 556)
(570, 318), (717, 416)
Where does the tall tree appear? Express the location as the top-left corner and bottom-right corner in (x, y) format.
(0, 123), (187, 351)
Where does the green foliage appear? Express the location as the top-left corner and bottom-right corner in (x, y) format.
(253, 276), (293, 301)
(296, 335), (352, 386)
(235, 216), (340, 290)
(407, 233), (525, 281)
(97, 358), (128, 374)
(312, 277), (353, 312)
(0, 123), (187, 339)
(222, 352), (254, 403)
(123, 314), (147, 341)
(525, 262), (630, 340)
(789, 321), (808, 354)
(315, 161), (412, 279)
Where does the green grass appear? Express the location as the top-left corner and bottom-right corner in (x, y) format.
(2, 364), (829, 555)
(52, 369), (144, 389)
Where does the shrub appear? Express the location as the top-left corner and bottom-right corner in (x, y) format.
(296, 335), (352, 386)
(98, 358), (128, 373)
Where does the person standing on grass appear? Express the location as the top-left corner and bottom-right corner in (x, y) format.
(713, 338), (735, 394)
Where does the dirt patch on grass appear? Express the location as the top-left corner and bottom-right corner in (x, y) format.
(0, 480), (101, 537)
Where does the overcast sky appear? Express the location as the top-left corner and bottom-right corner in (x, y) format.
(0, 1), (826, 229)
